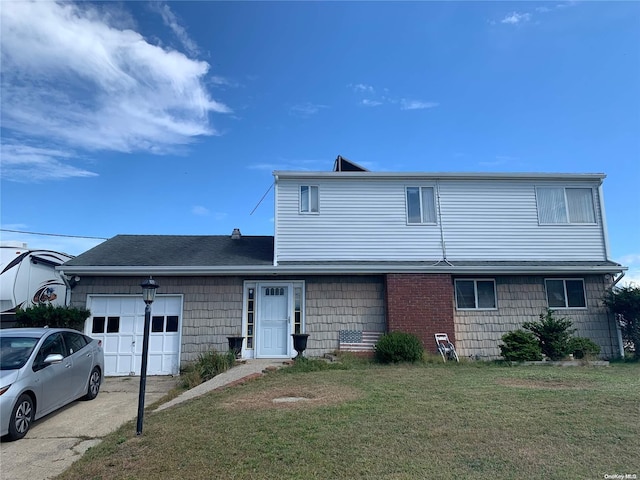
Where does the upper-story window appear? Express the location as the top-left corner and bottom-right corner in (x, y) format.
(545, 278), (586, 308)
(406, 186), (436, 224)
(536, 187), (596, 224)
(300, 185), (319, 213)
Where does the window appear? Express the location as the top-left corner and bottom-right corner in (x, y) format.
(406, 186), (436, 224)
(536, 187), (596, 224)
(455, 280), (497, 310)
(61, 331), (88, 355)
(300, 185), (319, 213)
(92, 316), (120, 333)
(545, 279), (586, 308)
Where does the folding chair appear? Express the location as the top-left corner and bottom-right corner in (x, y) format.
(435, 333), (459, 362)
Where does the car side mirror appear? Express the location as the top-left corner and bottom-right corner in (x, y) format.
(44, 353), (64, 364)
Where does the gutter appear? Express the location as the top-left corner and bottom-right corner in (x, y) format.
(57, 263), (627, 277)
(273, 171), (608, 181)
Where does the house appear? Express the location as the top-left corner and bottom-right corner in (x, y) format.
(60, 157), (626, 375)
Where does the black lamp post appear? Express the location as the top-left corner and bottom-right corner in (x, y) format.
(136, 276), (159, 435)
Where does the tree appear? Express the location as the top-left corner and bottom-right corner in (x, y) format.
(522, 309), (575, 361)
(604, 285), (640, 360)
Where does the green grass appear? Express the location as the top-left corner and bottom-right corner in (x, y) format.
(57, 362), (639, 480)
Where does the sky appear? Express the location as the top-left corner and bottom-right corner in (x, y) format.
(1, 1), (639, 285)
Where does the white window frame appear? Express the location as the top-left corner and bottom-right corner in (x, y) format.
(406, 186), (437, 225)
(454, 279), (497, 310)
(544, 278), (587, 309)
(300, 185), (319, 214)
(535, 186), (597, 225)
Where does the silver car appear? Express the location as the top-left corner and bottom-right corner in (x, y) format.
(0, 328), (104, 440)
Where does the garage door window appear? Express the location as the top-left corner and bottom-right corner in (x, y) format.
(152, 315), (179, 333)
(92, 316), (120, 334)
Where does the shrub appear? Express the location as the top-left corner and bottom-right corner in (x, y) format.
(14, 304), (91, 331)
(567, 337), (601, 359)
(179, 349), (236, 389)
(523, 309), (575, 360)
(374, 332), (424, 363)
(499, 329), (543, 362)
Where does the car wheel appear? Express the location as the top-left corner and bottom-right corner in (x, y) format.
(84, 367), (101, 400)
(8, 394), (34, 440)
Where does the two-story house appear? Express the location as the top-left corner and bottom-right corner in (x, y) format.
(61, 157), (626, 375)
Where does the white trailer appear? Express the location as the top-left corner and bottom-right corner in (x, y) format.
(0, 242), (74, 327)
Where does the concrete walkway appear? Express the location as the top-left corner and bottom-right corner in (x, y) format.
(156, 359), (287, 411)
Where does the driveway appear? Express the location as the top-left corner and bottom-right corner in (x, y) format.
(0, 376), (178, 480)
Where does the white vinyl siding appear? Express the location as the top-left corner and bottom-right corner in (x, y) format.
(406, 186), (436, 224)
(545, 278), (587, 308)
(455, 279), (496, 310)
(275, 177), (606, 262)
(536, 187), (596, 224)
(300, 185), (319, 213)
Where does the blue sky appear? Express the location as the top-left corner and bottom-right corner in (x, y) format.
(1, 1), (639, 284)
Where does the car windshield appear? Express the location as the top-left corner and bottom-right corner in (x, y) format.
(0, 337), (39, 370)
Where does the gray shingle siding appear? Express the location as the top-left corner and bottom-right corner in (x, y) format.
(453, 275), (618, 360)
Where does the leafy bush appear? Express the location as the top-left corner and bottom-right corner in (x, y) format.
(523, 309), (575, 360)
(14, 304), (91, 331)
(499, 329), (543, 362)
(567, 337), (601, 359)
(179, 349), (236, 389)
(374, 331), (424, 363)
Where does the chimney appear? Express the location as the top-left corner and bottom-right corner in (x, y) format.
(231, 228), (242, 240)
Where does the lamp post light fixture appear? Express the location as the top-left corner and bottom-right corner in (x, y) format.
(136, 276), (159, 435)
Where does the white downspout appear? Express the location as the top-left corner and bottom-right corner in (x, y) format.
(612, 272), (626, 358)
(58, 269), (72, 307)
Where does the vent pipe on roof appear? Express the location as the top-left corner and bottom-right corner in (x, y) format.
(231, 228), (242, 240)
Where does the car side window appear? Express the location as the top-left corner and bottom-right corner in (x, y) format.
(62, 332), (88, 356)
(33, 333), (65, 371)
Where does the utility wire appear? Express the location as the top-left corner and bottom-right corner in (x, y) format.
(0, 229), (108, 240)
(250, 182), (274, 215)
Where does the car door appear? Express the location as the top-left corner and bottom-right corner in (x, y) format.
(61, 331), (93, 399)
(31, 332), (72, 416)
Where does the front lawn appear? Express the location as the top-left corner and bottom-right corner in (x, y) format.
(58, 361), (639, 480)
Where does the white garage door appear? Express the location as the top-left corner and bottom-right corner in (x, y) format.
(86, 295), (182, 376)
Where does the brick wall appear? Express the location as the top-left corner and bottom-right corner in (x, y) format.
(385, 274), (455, 353)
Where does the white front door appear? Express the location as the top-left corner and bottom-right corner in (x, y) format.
(256, 285), (290, 358)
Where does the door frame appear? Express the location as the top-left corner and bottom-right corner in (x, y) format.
(243, 280), (305, 359)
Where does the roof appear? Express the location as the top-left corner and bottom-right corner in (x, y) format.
(63, 235), (274, 268)
(60, 236), (625, 276)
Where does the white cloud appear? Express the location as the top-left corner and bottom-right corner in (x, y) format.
(0, 144), (98, 182)
(289, 102), (328, 117)
(361, 99), (383, 107)
(152, 2), (200, 57)
(192, 206), (210, 216)
(0, 1), (230, 181)
(350, 83), (375, 93)
(501, 12), (532, 24)
(400, 100), (439, 110)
